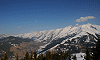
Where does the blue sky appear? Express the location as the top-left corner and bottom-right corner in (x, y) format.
(0, 0), (100, 35)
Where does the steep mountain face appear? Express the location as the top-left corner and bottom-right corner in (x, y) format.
(38, 24), (100, 53)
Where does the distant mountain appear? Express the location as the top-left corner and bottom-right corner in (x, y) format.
(13, 23), (100, 41)
(1, 23), (100, 42)
(0, 23), (100, 58)
(0, 34), (9, 39)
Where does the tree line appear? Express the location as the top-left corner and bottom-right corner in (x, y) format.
(85, 38), (100, 60)
(1, 50), (71, 60)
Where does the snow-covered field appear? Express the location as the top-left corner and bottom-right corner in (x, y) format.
(71, 53), (85, 60)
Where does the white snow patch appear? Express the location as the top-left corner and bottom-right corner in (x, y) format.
(71, 53), (86, 60)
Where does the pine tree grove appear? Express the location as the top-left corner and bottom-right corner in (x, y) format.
(85, 45), (92, 60)
(92, 38), (100, 60)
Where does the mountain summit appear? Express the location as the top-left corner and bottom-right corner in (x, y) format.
(0, 23), (100, 42)
(13, 23), (100, 42)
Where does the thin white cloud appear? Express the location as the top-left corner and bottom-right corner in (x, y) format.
(75, 16), (95, 22)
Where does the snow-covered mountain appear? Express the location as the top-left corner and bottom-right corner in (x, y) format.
(0, 34), (9, 39)
(1, 23), (100, 41)
(13, 23), (100, 41)
(0, 23), (100, 53)
(11, 23), (100, 52)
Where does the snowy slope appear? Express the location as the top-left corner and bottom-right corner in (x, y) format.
(37, 23), (100, 52)
(71, 53), (86, 60)
(13, 23), (100, 42)
(0, 23), (100, 42)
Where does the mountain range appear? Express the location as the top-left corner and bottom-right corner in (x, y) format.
(1, 23), (100, 41)
(0, 23), (100, 58)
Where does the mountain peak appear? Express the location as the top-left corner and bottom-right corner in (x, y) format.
(0, 34), (9, 39)
(75, 24), (79, 26)
(0, 23), (100, 41)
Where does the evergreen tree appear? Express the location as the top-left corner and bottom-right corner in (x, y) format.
(68, 54), (71, 60)
(33, 50), (37, 60)
(54, 50), (60, 60)
(38, 54), (44, 60)
(59, 51), (63, 60)
(85, 45), (92, 60)
(92, 38), (100, 60)
(92, 47), (97, 60)
(25, 51), (30, 59)
(45, 50), (53, 60)
(80, 55), (83, 58)
(4, 52), (8, 60)
(72, 55), (77, 60)
(63, 52), (68, 60)
(16, 53), (19, 60)
(54, 53), (58, 60)
(37, 49), (45, 60)
(30, 51), (33, 60)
